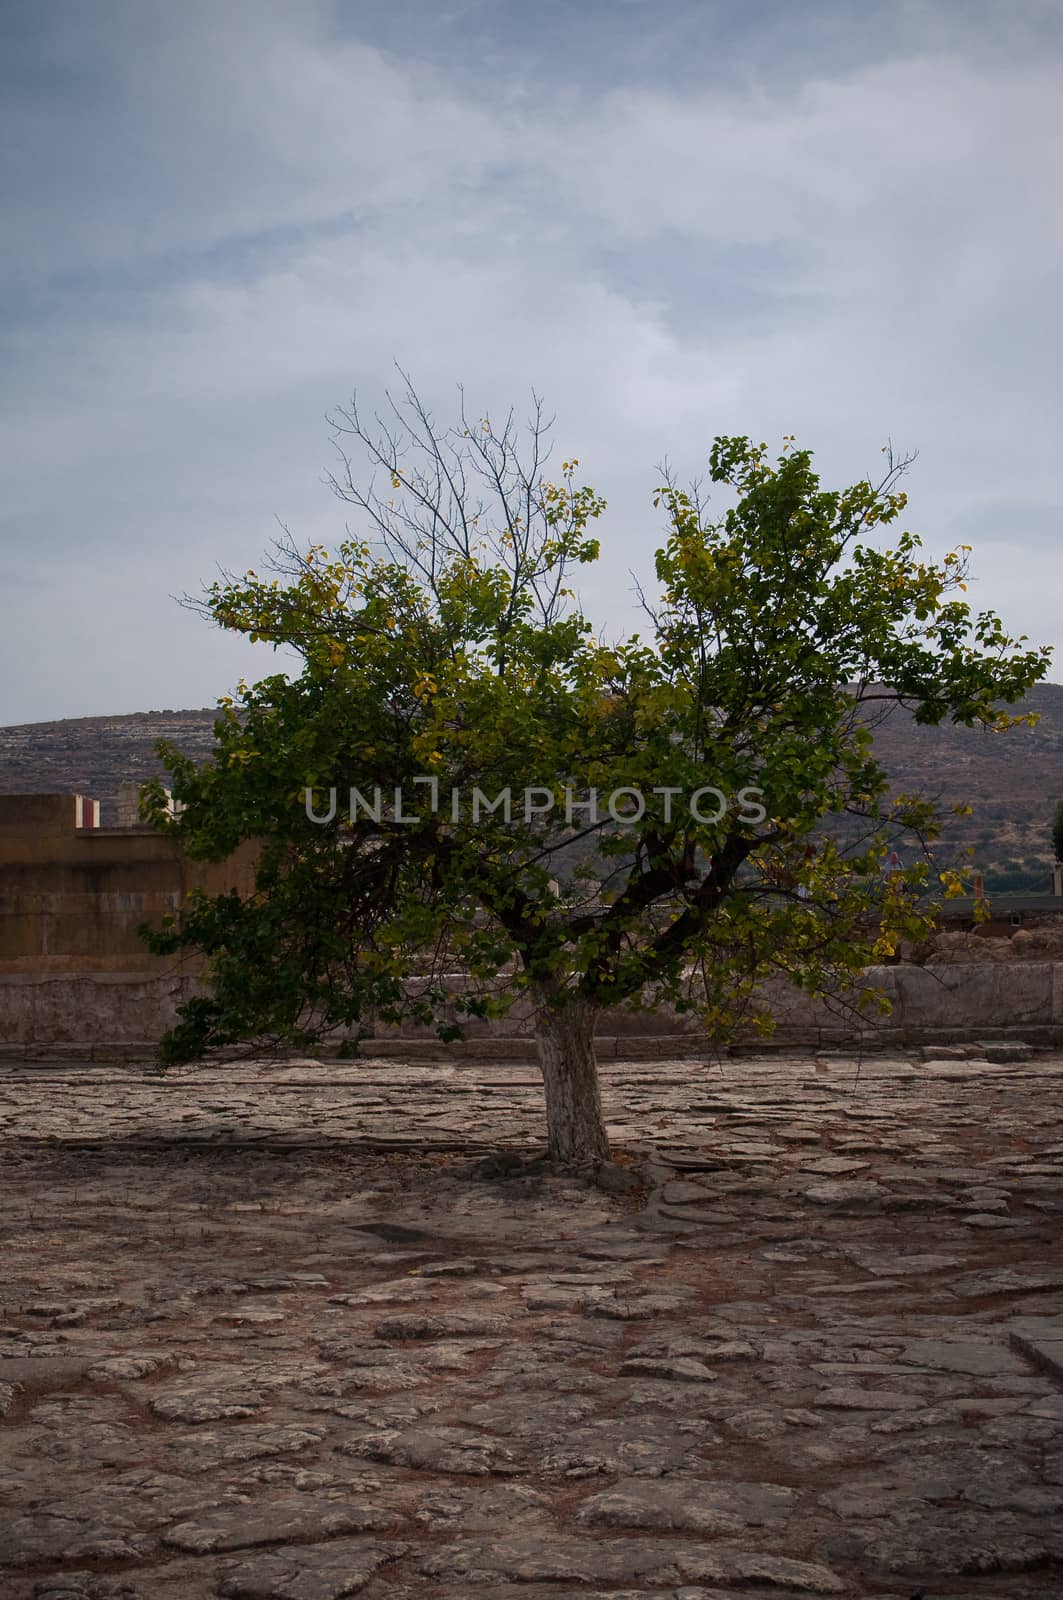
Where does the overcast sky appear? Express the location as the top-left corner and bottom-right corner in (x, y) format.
(2, 0), (1061, 725)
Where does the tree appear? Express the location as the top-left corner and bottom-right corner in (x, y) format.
(143, 378), (1050, 1164)
(1052, 799), (1063, 864)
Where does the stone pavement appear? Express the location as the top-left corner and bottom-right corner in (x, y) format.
(2, 1051), (1063, 1599)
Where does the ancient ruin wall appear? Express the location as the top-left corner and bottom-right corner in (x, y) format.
(3, 793), (1062, 1057)
(2, 962), (1062, 1058)
(0, 793), (256, 976)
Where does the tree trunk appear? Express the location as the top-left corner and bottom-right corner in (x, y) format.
(531, 986), (610, 1164)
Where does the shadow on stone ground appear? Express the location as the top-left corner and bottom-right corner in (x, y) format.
(2, 1052), (1063, 1599)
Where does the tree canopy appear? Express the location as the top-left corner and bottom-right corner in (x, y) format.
(144, 379), (1050, 1162)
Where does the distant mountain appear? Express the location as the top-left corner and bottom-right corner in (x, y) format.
(867, 682), (1063, 890)
(0, 709), (219, 824)
(3, 688), (1062, 889)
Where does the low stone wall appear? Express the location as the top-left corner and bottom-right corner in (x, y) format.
(749, 961), (1062, 1049)
(2, 961), (1062, 1060)
(0, 971), (203, 1058)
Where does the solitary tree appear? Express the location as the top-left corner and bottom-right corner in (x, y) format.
(144, 379), (1049, 1163)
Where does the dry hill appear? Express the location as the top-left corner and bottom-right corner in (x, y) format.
(2, 689), (1062, 890)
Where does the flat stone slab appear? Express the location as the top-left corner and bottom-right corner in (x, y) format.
(816, 1386), (923, 1411)
(982, 1042), (1036, 1062)
(951, 1268), (1063, 1299)
(417, 1535), (847, 1592)
(217, 1539), (407, 1598)
(574, 1476), (798, 1532)
(163, 1494), (404, 1553)
(801, 1178), (885, 1205)
(1009, 1317), (1063, 1382)
(921, 1058), (1000, 1076)
(617, 1355), (717, 1382)
(898, 1336), (1028, 1377)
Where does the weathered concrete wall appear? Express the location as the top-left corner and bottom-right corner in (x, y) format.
(2, 963), (1062, 1060)
(748, 962), (1061, 1049)
(0, 971), (203, 1055)
(0, 794), (257, 974)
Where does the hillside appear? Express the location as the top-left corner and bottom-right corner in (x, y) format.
(2, 689), (1063, 889)
(867, 683), (1063, 890)
(0, 710), (220, 824)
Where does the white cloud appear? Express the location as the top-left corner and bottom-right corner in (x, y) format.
(1, 0), (1061, 721)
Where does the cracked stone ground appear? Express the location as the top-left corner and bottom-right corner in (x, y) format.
(2, 1054), (1063, 1599)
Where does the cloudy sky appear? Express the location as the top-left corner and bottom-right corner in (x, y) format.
(2, 0), (1061, 725)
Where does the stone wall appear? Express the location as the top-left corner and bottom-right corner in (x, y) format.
(0, 971), (203, 1056)
(4, 793), (1062, 1059)
(0, 793), (257, 975)
(2, 961), (1061, 1060)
